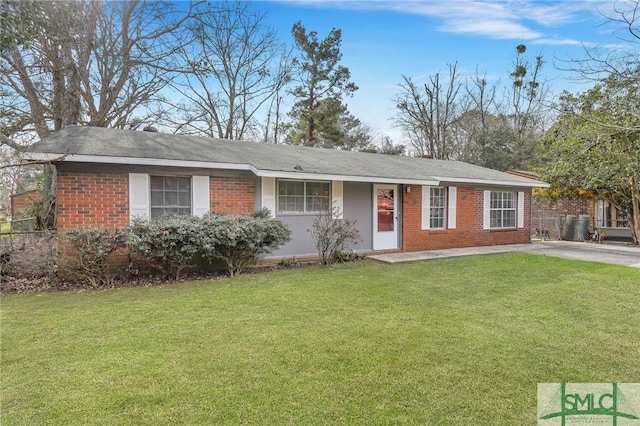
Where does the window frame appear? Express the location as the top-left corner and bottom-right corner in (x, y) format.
(489, 190), (517, 229)
(422, 186), (447, 230)
(149, 175), (193, 219)
(276, 179), (331, 215)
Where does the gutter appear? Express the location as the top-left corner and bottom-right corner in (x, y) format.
(24, 152), (548, 189)
(433, 176), (550, 189)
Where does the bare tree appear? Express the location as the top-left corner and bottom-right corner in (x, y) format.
(457, 47), (550, 170)
(169, 1), (292, 141)
(559, 0), (638, 82)
(1, 0), (200, 227)
(556, 0), (640, 131)
(465, 69), (501, 131)
(394, 62), (462, 159)
(261, 87), (287, 143)
(508, 44), (550, 145)
(1, 0), (200, 144)
(449, 69), (501, 161)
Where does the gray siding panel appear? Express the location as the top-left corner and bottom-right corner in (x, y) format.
(268, 182), (373, 257)
(271, 215), (317, 257)
(343, 182), (372, 251)
(268, 181), (373, 258)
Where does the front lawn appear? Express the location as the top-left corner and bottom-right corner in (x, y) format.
(1, 254), (639, 425)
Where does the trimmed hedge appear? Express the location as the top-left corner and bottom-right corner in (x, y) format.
(200, 209), (292, 276)
(121, 210), (291, 279)
(121, 215), (204, 280)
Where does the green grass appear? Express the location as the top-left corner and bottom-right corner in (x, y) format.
(0, 221), (9, 234)
(2, 254), (639, 425)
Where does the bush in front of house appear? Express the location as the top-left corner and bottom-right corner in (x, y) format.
(121, 215), (204, 280)
(57, 228), (124, 287)
(200, 209), (292, 277)
(121, 210), (291, 279)
(309, 206), (360, 265)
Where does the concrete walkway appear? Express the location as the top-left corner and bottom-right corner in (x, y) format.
(369, 240), (640, 268)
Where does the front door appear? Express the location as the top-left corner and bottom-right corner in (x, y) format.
(373, 184), (398, 250)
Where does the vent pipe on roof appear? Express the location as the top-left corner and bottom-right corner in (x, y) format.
(143, 126), (158, 132)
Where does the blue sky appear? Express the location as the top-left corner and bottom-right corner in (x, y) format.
(248, 0), (635, 144)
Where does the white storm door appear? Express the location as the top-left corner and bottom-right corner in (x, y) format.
(373, 184), (399, 250)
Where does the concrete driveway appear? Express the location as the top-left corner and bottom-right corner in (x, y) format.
(369, 240), (640, 268)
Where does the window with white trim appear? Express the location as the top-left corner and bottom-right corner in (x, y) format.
(277, 179), (330, 214)
(430, 187), (446, 229)
(422, 186), (448, 229)
(150, 176), (192, 219)
(489, 191), (516, 228)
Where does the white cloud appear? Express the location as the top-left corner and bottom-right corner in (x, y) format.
(273, 0), (600, 42)
(439, 18), (542, 40)
(531, 37), (591, 47)
(509, 1), (595, 26)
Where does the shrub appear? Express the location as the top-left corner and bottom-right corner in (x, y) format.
(57, 228), (124, 287)
(121, 216), (203, 280)
(309, 206), (360, 265)
(121, 210), (291, 279)
(201, 209), (291, 276)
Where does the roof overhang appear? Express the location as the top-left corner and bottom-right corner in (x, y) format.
(24, 152), (441, 186)
(254, 169), (439, 185)
(24, 152), (255, 172)
(25, 153), (547, 188)
(433, 176), (550, 189)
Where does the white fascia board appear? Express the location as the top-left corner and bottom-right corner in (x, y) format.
(26, 152), (443, 185)
(432, 176), (550, 188)
(24, 153), (255, 172)
(255, 169), (439, 186)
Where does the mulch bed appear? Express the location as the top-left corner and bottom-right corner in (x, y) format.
(0, 272), (224, 295)
(0, 260), (319, 295)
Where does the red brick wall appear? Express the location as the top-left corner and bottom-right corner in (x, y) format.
(209, 176), (255, 214)
(402, 186), (531, 251)
(11, 190), (43, 218)
(56, 172), (257, 231)
(531, 195), (594, 239)
(533, 195), (592, 217)
(56, 172), (129, 230)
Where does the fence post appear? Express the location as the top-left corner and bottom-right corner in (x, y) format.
(46, 230), (56, 279)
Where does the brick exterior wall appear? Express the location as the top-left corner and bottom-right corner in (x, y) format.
(209, 176), (255, 214)
(533, 195), (593, 218)
(56, 172), (130, 230)
(531, 195), (595, 239)
(55, 171), (531, 255)
(401, 185), (531, 252)
(56, 172), (257, 231)
(10, 190), (43, 219)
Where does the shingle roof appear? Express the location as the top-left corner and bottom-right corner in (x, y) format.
(27, 126), (548, 188)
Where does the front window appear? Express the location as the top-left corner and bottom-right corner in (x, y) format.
(150, 176), (192, 219)
(277, 180), (330, 214)
(429, 187), (446, 229)
(490, 191), (516, 228)
(422, 186), (446, 229)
